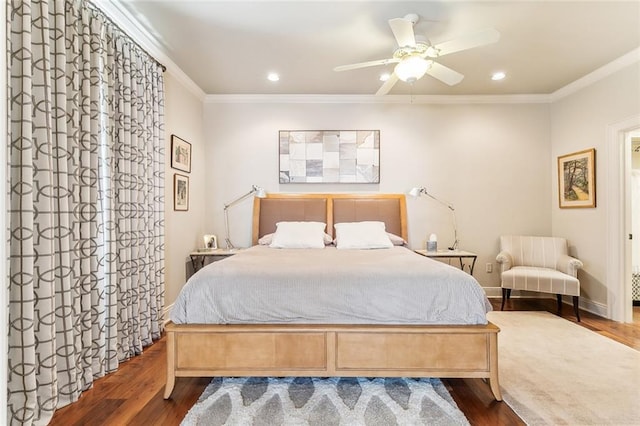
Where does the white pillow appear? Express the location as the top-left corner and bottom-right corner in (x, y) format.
(334, 221), (393, 249)
(259, 232), (333, 246)
(387, 232), (407, 246)
(269, 221), (327, 249)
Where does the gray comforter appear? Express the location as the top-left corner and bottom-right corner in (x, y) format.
(171, 245), (492, 325)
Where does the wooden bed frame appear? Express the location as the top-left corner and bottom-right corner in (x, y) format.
(164, 193), (502, 401)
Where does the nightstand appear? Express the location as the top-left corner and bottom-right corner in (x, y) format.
(189, 248), (241, 272)
(414, 249), (478, 275)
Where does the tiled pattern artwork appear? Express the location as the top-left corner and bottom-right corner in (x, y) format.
(279, 130), (380, 183)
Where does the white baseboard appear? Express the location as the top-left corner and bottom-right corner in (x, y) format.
(483, 286), (505, 298)
(483, 287), (609, 319)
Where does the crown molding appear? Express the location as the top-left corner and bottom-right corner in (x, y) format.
(204, 94), (551, 104)
(91, 0), (206, 101)
(91, 1), (638, 106)
(550, 47), (640, 102)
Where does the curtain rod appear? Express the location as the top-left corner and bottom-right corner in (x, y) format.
(87, 1), (167, 73)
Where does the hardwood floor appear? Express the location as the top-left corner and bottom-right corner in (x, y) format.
(50, 298), (640, 426)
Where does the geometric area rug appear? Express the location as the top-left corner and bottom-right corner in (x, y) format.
(181, 376), (469, 425)
(487, 311), (640, 426)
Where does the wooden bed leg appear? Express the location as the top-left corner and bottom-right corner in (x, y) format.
(164, 328), (176, 399)
(488, 330), (502, 401)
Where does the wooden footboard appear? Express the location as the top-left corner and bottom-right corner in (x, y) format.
(164, 321), (502, 401)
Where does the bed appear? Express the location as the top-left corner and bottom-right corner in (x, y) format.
(164, 193), (502, 401)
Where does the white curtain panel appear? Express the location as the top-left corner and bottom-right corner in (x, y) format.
(7, 1), (165, 424)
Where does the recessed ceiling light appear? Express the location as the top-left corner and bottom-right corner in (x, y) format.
(379, 73), (390, 82)
(491, 71), (506, 81)
(267, 72), (280, 82)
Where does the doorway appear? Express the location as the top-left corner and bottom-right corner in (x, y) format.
(607, 116), (640, 323)
(630, 133), (640, 319)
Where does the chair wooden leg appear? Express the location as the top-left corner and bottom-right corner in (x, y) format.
(500, 288), (510, 311)
(556, 294), (563, 314)
(573, 296), (581, 322)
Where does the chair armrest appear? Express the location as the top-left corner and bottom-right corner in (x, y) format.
(557, 254), (583, 277)
(496, 250), (513, 272)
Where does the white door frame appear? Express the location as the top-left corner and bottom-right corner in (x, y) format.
(607, 115), (640, 322)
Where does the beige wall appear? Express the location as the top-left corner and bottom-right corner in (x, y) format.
(168, 62), (640, 314)
(550, 63), (640, 307)
(201, 100), (552, 289)
(164, 73), (205, 307)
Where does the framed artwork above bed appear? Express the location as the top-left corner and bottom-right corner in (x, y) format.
(279, 130), (380, 183)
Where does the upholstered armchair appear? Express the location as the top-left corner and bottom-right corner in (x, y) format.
(496, 235), (583, 321)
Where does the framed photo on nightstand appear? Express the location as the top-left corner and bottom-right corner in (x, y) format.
(203, 234), (218, 249)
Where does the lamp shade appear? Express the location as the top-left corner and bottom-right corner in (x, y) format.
(254, 186), (267, 198)
(408, 187), (424, 198)
(394, 56), (431, 83)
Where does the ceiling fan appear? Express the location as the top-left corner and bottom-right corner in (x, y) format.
(334, 13), (500, 95)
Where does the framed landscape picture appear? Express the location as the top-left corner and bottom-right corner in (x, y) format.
(174, 174), (189, 211)
(171, 135), (191, 173)
(558, 148), (596, 208)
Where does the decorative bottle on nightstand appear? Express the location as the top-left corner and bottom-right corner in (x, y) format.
(426, 234), (438, 252)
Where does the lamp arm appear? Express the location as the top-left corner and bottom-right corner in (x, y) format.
(421, 188), (458, 250)
(223, 187), (259, 250)
(223, 188), (257, 210)
(423, 191), (455, 211)
(449, 209), (459, 251)
(224, 208), (234, 250)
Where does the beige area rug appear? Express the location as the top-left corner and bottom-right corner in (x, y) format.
(181, 377), (469, 425)
(488, 311), (640, 425)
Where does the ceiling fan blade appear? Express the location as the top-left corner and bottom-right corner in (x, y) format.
(434, 28), (500, 57)
(426, 62), (464, 86)
(376, 73), (399, 96)
(389, 17), (416, 47)
(334, 58), (399, 72)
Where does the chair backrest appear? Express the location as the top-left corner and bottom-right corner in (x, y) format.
(500, 235), (569, 269)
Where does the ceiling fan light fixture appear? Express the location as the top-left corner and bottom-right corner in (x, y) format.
(491, 71), (506, 81)
(394, 55), (431, 83)
(267, 72), (280, 82)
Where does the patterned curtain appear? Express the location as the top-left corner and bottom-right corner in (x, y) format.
(7, 1), (165, 424)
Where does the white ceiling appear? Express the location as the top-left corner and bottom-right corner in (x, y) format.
(118, 1), (640, 96)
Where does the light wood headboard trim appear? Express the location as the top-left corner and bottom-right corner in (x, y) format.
(252, 193), (407, 245)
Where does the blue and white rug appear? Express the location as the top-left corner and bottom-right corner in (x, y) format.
(181, 377), (469, 426)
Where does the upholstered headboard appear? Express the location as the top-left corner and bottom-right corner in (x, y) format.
(252, 193), (407, 245)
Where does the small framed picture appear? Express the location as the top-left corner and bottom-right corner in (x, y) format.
(174, 174), (189, 211)
(203, 234), (218, 249)
(558, 148), (596, 208)
(171, 135), (192, 173)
